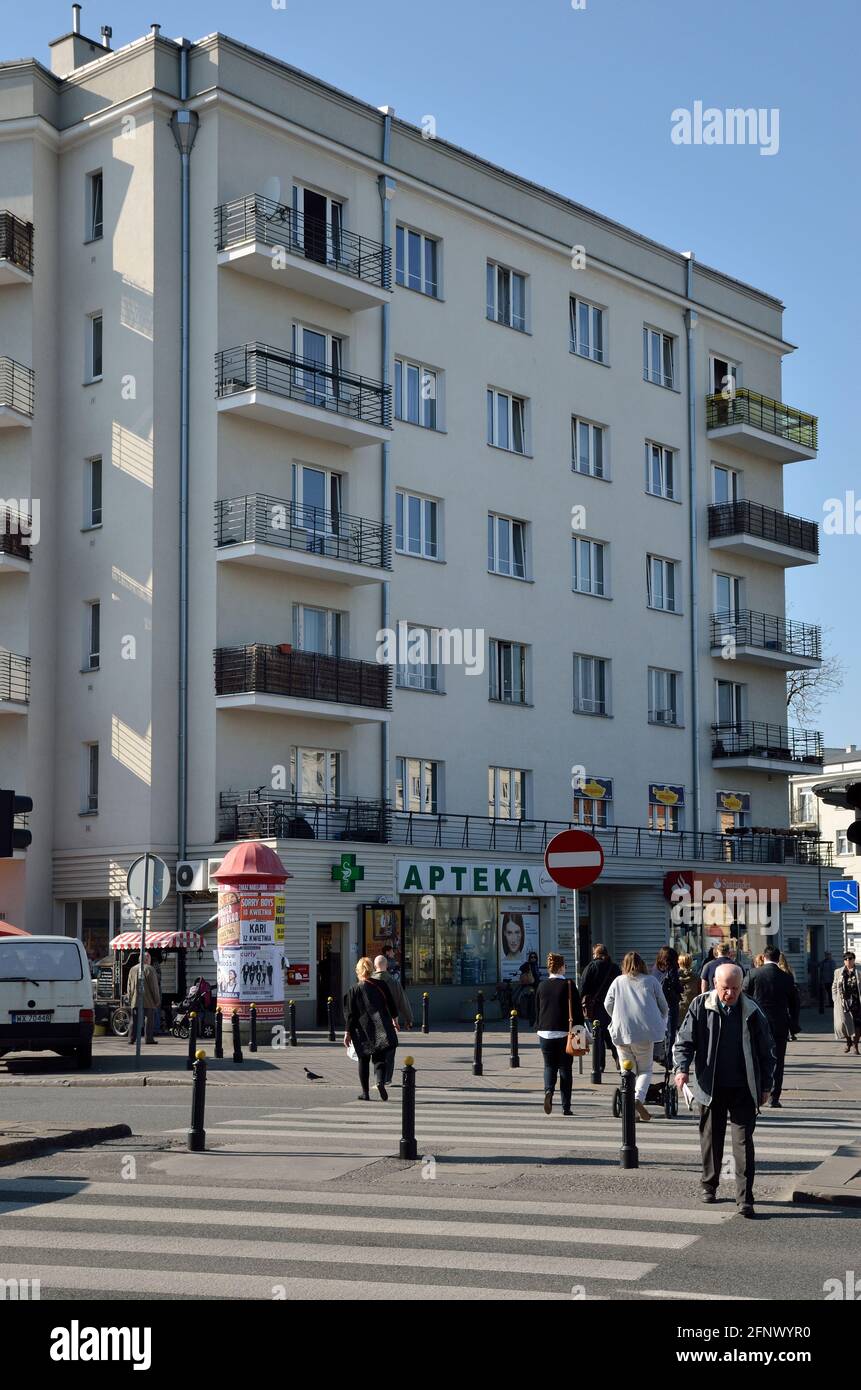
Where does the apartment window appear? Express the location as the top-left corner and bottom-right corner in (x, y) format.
(712, 464), (741, 505)
(645, 441), (678, 500)
(488, 766), (526, 820)
(87, 314), (103, 381)
(487, 262), (527, 332)
(716, 679), (746, 726)
(486, 388), (527, 454)
(572, 418), (606, 478)
(396, 624), (440, 692)
(643, 326), (676, 388)
(292, 605), (345, 657)
(714, 573), (743, 617)
(488, 513), (527, 579)
(292, 185), (343, 263)
(837, 830), (850, 857)
(394, 358), (438, 429)
(796, 789), (816, 823)
(569, 297), (605, 363)
(573, 778), (613, 828)
(573, 654), (610, 716)
(291, 463), (341, 534)
(85, 456), (102, 527)
(85, 602), (100, 672)
(290, 747), (341, 801)
(292, 324), (342, 400)
(396, 491), (439, 559)
(572, 538), (608, 597)
(395, 225), (439, 297)
(489, 639), (528, 705)
(648, 667), (682, 725)
(396, 757), (440, 814)
(82, 743), (99, 814)
(649, 800), (683, 832)
(86, 171), (103, 241)
(647, 555), (680, 612)
(710, 355), (739, 396)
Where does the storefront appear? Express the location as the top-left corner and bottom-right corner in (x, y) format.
(664, 869), (786, 969)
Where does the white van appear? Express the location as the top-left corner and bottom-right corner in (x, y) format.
(0, 935), (95, 1068)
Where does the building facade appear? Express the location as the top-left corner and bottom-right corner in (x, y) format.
(792, 746), (861, 961)
(0, 13), (841, 1020)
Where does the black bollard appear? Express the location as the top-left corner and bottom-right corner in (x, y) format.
(473, 1014), (484, 1076)
(620, 1061), (639, 1169)
(399, 1055), (418, 1160)
(187, 1049), (207, 1152)
(231, 1008), (244, 1064)
(422, 992), (430, 1035)
(289, 999), (298, 1046)
(590, 1018), (603, 1085)
(249, 1002), (258, 1053)
(476, 989), (485, 1022)
(214, 1008), (223, 1060)
(327, 996), (335, 1042)
(509, 1009), (520, 1068)
(186, 1011), (197, 1070)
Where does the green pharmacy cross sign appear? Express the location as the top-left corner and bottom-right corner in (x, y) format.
(332, 852), (365, 893)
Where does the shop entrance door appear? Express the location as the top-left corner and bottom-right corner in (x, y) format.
(316, 922), (348, 1026)
(805, 923), (824, 1004)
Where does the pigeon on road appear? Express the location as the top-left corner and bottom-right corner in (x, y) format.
(304, 1067), (323, 1080)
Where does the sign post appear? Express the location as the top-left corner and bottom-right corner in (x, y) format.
(543, 829), (605, 891)
(828, 880), (859, 955)
(126, 854), (172, 1068)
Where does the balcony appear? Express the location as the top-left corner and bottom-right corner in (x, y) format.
(218, 792), (390, 843)
(215, 196), (391, 311)
(0, 651), (30, 712)
(215, 495), (390, 587)
(709, 610), (821, 671)
(0, 359), (34, 426)
(706, 388), (817, 464)
(711, 721), (823, 774)
(708, 500), (818, 567)
(214, 644), (391, 724)
(0, 212), (34, 284)
(0, 512), (32, 574)
(216, 344), (390, 447)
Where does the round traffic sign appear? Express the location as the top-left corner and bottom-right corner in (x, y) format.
(126, 854), (172, 911)
(543, 829), (604, 890)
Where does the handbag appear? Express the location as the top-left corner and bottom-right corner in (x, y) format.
(565, 980), (590, 1056)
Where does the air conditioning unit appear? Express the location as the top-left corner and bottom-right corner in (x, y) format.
(176, 860), (207, 893)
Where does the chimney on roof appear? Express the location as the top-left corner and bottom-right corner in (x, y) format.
(49, 4), (113, 75)
(101, 25), (112, 47)
(151, 23), (161, 37)
(72, 4), (82, 33)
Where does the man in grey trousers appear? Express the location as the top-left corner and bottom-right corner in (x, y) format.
(372, 954), (413, 1084)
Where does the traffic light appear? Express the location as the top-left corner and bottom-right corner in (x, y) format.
(845, 783), (861, 848)
(0, 789), (32, 857)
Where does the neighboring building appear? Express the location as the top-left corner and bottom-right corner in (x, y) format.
(792, 746), (861, 961)
(0, 11), (840, 1019)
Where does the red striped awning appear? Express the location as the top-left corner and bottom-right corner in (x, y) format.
(109, 930), (205, 951)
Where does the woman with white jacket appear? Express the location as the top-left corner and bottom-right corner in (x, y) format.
(603, 951), (668, 1121)
(833, 951), (861, 1055)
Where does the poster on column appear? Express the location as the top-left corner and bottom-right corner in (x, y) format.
(217, 883), (277, 949)
(498, 899), (540, 982)
(216, 945), (286, 1020)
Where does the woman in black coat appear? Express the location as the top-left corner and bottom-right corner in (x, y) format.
(343, 956), (398, 1101)
(534, 952), (584, 1116)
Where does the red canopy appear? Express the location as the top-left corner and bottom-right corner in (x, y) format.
(0, 922), (30, 937)
(109, 930), (204, 950)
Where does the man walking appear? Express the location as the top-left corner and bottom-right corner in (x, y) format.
(372, 954), (412, 1085)
(744, 946), (800, 1107)
(700, 941), (733, 993)
(674, 962), (775, 1218)
(127, 951), (161, 1045)
(579, 943), (620, 1069)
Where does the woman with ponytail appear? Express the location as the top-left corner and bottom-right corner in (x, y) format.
(534, 952), (584, 1116)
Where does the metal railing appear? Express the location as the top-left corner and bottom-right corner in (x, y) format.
(706, 388), (817, 452)
(218, 791), (390, 843)
(711, 721), (823, 766)
(710, 609), (821, 660)
(0, 651), (30, 703)
(0, 212), (34, 275)
(216, 344), (391, 428)
(0, 358), (34, 417)
(708, 500), (818, 555)
(214, 644), (391, 710)
(215, 195), (391, 290)
(215, 494), (391, 569)
(0, 511), (32, 561)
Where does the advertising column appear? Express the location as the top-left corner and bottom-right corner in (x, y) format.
(212, 842), (293, 1039)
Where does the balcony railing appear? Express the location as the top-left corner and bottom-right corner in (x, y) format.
(215, 195), (391, 291)
(216, 344), (391, 429)
(0, 512), (32, 561)
(0, 212), (34, 275)
(218, 792), (390, 843)
(711, 721), (823, 766)
(214, 644), (391, 710)
(708, 500), (818, 555)
(706, 388), (817, 452)
(710, 610), (821, 661)
(0, 651), (30, 703)
(215, 495), (391, 569)
(0, 358), (34, 417)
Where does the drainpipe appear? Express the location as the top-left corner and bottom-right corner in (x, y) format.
(378, 110), (395, 820)
(170, 42), (199, 925)
(683, 252), (701, 837)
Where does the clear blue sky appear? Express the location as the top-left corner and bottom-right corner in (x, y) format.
(7, 0), (859, 742)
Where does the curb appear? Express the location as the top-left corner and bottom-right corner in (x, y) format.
(791, 1186), (861, 1208)
(0, 1123), (133, 1164)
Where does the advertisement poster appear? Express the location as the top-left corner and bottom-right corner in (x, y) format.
(498, 899), (540, 982)
(215, 945), (287, 1020)
(361, 905), (405, 982)
(287, 964), (310, 987)
(217, 884), (278, 948)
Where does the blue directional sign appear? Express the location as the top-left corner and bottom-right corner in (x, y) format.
(828, 879), (860, 913)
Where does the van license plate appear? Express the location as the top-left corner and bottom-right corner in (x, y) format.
(11, 1012), (53, 1024)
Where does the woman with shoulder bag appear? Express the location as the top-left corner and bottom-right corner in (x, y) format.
(534, 952), (584, 1116)
(343, 957), (398, 1102)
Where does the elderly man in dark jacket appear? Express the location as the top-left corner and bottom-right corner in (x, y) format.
(673, 961), (775, 1218)
(743, 946), (800, 1108)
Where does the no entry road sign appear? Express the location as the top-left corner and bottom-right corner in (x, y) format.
(543, 829), (605, 890)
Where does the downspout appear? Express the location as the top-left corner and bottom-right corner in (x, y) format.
(170, 43), (199, 925)
(378, 110), (395, 822)
(683, 252), (701, 838)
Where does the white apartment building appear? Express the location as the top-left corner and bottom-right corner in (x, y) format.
(0, 11), (843, 1019)
(792, 747), (861, 960)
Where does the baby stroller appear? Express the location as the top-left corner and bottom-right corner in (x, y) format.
(171, 977), (216, 1039)
(611, 1032), (679, 1119)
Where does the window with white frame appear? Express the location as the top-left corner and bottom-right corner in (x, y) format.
(646, 554), (680, 612)
(837, 829), (850, 857)
(85, 456), (102, 527)
(82, 742), (99, 814)
(643, 326), (676, 388)
(292, 324), (343, 401)
(87, 313), (103, 381)
(86, 170), (103, 241)
(712, 464), (741, 505)
(395, 225), (439, 297)
(573, 779), (613, 828)
(715, 679), (746, 727)
(396, 624), (441, 692)
(291, 747), (341, 801)
(291, 185), (344, 264)
(796, 789), (816, 824)
(489, 639), (528, 705)
(85, 601), (100, 672)
(291, 463), (342, 534)
(396, 757), (440, 814)
(649, 799), (683, 832)
(572, 417), (607, 478)
(572, 537), (608, 597)
(487, 388), (527, 454)
(648, 667), (682, 725)
(394, 358), (438, 429)
(292, 604), (345, 657)
(570, 297), (606, 363)
(487, 262), (527, 332)
(488, 513), (527, 578)
(645, 441), (678, 500)
(396, 491), (439, 559)
(573, 654), (610, 716)
(488, 766), (526, 820)
(714, 572), (743, 618)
